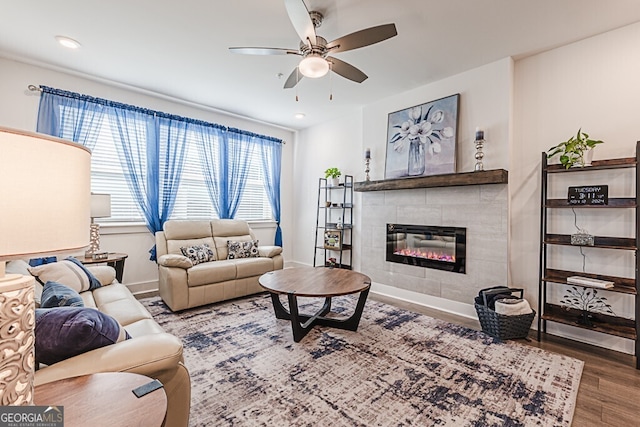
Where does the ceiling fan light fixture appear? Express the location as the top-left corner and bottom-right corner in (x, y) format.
(298, 55), (329, 78)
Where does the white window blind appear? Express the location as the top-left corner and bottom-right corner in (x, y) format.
(58, 108), (273, 222)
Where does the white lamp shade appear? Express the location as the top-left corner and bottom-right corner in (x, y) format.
(91, 193), (111, 219)
(0, 126), (91, 259)
(299, 55), (329, 78)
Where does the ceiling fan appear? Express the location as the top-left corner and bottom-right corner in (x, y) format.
(229, 0), (397, 89)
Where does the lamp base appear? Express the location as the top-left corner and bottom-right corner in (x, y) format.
(0, 272), (35, 405)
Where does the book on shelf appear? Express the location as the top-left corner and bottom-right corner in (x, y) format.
(566, 276), (614, 289)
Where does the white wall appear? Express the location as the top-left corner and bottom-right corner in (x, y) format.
(512, 22), (640, 354)
(0, 57), (295, 293)
(292, 58), (513, 290)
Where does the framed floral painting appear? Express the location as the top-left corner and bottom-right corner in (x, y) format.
(384, 93), (460, 179)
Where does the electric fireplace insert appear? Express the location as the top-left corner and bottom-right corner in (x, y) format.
(386, 223), (466, 273)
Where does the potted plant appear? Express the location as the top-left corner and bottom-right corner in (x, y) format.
(547, 128), (603, 169)
(324, 167), (341, 187)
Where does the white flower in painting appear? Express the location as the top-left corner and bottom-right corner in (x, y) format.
(389, 104), (454, 155)
(442, 127), (454, 138)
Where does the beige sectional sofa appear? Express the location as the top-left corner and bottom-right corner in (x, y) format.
(6, 260), (191, 427)
(155, 219), (284, 311)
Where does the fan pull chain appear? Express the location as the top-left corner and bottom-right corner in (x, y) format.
(329, 61), (333, 101)
(295, 67), (299, 102)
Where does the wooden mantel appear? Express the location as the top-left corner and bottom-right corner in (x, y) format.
(354, 169), (508, 192)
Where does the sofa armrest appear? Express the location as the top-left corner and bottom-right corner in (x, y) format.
(158, 254), (193, 269)
(35, 333), (184, 386)
(258, 245), (283, 258)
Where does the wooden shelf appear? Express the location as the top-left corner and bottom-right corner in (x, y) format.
(542, 304), (636, 340)
(544, 233), (636, 250)
(546, 157), (636, 173)
(545, 197), (636, 208)
(543, 268), (636, 295)
(354, 169), (508, 192)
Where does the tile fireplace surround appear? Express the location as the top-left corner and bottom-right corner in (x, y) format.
(357, 174), (508, 307)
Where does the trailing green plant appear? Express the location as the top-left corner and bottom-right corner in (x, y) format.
(547, 128), (603, 169)
(324, 167), (341, 179)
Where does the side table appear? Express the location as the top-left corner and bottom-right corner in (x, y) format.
(35, 372), (167, 427)
(77, 252), (128, 283)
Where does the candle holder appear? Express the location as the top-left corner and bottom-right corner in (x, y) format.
(365, 158), (371, 181)
(474, 129), (485, 172)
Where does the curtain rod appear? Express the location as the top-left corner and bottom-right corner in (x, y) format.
(27, 84), (286, 144)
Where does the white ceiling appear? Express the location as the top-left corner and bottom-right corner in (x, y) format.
(2, 0), (640, 130)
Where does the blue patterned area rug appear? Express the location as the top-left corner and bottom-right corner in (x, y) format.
(140, 293), (583, 427)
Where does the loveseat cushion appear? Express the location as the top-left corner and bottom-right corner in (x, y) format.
(41, 281), (84, 308)
(187, 261), (236, 287)
(168, 237), (216, 258)
(35, 307), (130, 365)
(235, 257), (275, 279)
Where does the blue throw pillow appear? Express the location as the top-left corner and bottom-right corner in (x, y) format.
(40, 281), (84, 308)
(35, 307), (131, 366)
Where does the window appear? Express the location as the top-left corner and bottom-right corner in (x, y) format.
(59, 110), (273, 223)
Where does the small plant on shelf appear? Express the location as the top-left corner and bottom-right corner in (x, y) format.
(547, 128), (603, 169)
(324, 167), (342, 186)
(324, 167), (341, 179)
(560, 286), (615, 327)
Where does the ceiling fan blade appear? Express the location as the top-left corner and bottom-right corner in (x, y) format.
(229, 47), (300, 56)
(326, 23), (397, 53)
(283, 67), (303, 89)
(327, 57), (368, 83)
(284, 0), (317, 45)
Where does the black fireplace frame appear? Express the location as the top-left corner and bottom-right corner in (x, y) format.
(386, 223), (466, 274)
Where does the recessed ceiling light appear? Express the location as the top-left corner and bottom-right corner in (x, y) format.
(55, 36), (81, 49)
(294, 113), (306, 119)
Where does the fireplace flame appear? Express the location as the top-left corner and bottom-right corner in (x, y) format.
(393, 248), (455, 263)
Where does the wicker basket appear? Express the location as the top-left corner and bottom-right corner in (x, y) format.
(475, 303), (535, 340)
(474, 288), (535, 340)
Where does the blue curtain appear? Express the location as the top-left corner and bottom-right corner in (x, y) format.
(192, 122), (225, 216)
(109, 109), (188, 260)
(36, 86), (106, 150)
(35, 85), (283, 256)
(258, 139), (283, 246)
(222, 130), (256, 219)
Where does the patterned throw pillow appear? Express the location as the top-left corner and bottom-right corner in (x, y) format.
(180, 244), (215, 265)
(227, 240), (259, 259)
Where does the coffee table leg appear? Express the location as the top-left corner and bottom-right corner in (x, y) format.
(314, 287), (370, 331)
(270, 293), (291, 320)
(268, 290), (368, 342)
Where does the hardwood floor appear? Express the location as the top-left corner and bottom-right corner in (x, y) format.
(370, 293), (640, 427)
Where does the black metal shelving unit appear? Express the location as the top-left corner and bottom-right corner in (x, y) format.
(538, 143), (639, 368)
(313, 175), (353, 269)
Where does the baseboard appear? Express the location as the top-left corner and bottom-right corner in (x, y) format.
(125, 280), (159, 297)
(370, 282), (478, 320)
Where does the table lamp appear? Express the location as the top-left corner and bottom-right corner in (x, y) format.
(0, 126), (90, 405)
(86, 193), (111, 258)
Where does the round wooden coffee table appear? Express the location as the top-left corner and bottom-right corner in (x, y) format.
(259, 267), (371, 342)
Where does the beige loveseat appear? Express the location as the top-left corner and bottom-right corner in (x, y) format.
(155, 219), (284, 311)
(8, 260), (191, 427)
